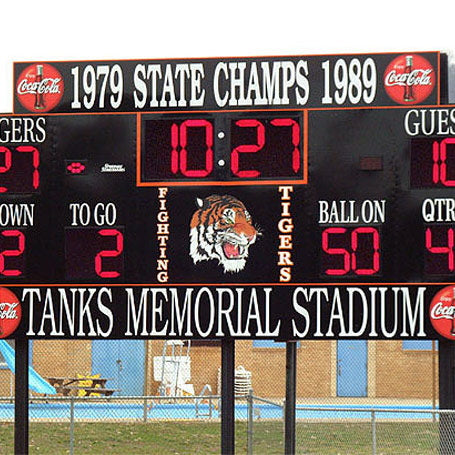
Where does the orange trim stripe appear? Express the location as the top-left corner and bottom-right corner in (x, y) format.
(2, 282), (450, 287)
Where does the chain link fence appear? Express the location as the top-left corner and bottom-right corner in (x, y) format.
(0, 339), (446, 454)
(1, 395), (454, 454)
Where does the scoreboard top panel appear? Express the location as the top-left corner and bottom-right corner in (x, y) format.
(13, 52), (443, 114)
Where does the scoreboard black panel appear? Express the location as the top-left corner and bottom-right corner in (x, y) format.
(2, 108), (455, 284)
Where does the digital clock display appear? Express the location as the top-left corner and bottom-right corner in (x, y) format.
(139, 112), (305, 185)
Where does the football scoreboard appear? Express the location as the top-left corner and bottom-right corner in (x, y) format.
(2, 51), (454, 341)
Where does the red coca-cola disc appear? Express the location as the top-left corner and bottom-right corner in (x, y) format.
(0, 287), (22, 339)
(383, 54), (435, 105)
(16, 63), (64, 113)
(429, 285), (455, 340)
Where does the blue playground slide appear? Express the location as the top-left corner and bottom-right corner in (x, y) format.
(0, 340), (56, 395)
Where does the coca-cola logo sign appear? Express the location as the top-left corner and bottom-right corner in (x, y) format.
(16, 63), (64, 113)
(429, 285), (455, 340)
(0, 288), (22, 339)
(383, 54), (435, 105)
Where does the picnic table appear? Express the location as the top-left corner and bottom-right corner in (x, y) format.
(46, 376), (118, 396)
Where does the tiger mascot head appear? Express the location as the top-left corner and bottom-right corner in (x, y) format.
(189, 195), (259, 273)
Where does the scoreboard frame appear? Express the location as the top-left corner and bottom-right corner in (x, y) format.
(8, 49), (455, 455)
(0, 51), (452, 343)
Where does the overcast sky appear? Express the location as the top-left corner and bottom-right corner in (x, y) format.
(2, 0), (455, 112)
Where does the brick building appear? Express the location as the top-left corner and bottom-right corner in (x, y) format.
(0, 340), (437, 400)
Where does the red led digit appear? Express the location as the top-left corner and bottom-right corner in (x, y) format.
(95, 229), (124, 278)
(431, 139), (455, 187)
(322, 227), (350, 275)
(179, 119), (213, 177)
(322, 227), (381, 276)
(0, 230), (25, 276)
(432, 140), (439, 185)
(0, 146), (40, 193)
(16, 146), (39, 189)
(270, 118), (301, 172)
(351, 227), (380, 275)
(170, 123), (179, 174)
(231, 119), (265, 178)
(439, 138), (455, 187)
(0, 147), (12, 193)
(65, 227), (125, 280)
(425, 227), (454, 272)
(170, 119), (214, 177)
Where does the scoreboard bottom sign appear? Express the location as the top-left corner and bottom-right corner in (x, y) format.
(2, 283), (453, 341)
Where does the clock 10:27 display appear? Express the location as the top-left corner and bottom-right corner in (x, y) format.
(139, 112), (306, 185)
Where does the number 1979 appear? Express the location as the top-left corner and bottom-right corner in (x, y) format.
(71, 64), (124, 110)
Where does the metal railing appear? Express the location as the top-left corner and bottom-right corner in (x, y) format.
(2, 395), (455, 454)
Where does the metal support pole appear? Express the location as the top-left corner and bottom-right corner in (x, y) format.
(439, 339), (455, 455)
(432, 340), (437, 422)
(221, 339), (235, 455)
(14, 338), (29, 455)
(285, 341), (297, 455)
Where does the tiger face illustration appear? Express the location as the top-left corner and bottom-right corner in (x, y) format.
(189, 195), (259, 273)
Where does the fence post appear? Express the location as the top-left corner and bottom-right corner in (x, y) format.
(69, 396), (75, 455)
(371, 410), (376, 455)
(247, 389), (253, 455)
(143, 396), (148, 423)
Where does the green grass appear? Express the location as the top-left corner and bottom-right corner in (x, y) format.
(295, 422), (439, 454)
(0, 421), (442, 454)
